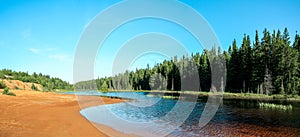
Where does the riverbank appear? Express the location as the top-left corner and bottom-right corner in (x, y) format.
(95, 90), (300, 102)
(0, 89), (127, 137)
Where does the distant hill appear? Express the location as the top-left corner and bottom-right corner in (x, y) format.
(0, 69), (72, 91)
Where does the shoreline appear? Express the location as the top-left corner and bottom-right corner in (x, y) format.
(0, 89), (133, 137)
(63, 90), (300, 102)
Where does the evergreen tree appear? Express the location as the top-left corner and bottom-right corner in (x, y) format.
(240, 34), (252, 92)
(227, 39), (242, 92)
(101, 80), (108, 91)
(199, 50), (211, 91)
(261, 29), (272, 69)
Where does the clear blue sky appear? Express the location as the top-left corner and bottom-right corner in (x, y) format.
(0, 0), (299, 83)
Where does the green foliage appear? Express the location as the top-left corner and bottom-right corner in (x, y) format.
(0, 69), (73, 91)
(2, 88), (16, 96)
(0, 81), (6, 89)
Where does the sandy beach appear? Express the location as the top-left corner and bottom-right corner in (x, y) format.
(0, 90), (125, 137)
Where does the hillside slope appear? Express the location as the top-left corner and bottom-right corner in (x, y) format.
(1, 79), (43, 91)
(0, 69), (72, 91)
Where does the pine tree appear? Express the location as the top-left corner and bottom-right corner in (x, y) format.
(293, 32), (300, 53)
(293, 32), (300, 95)
(227, 39), (242, 92)
(240, 34), (252, 92)
(271, 30), (283, 94)
(251, 30), (264, 92)
(101, 81), (108, 91)
(199, 50), (211, 91)
(261, 29), (272, 69)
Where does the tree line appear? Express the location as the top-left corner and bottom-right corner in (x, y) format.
(0, 69), (73, 91)
(75, 28), (300, 96)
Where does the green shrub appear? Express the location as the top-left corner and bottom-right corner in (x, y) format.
(2, 87), (16, 96)
(6, 92), (16, 96)
(31, 84), (38, 91)
(3, 87), (9, 94)
(0, 81), (6, 89)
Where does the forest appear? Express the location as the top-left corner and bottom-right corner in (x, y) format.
(75, 28), (300, 96)
(0, 69), (73, 91)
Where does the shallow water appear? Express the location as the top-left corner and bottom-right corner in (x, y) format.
(63, 91), (300, 136)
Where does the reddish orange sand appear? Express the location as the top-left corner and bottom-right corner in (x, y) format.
(0, 90), (128, 137)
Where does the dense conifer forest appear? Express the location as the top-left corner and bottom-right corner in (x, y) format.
(76, 28), (300, 96)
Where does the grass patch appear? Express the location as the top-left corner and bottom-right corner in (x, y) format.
(56, 89), (75, 92)
(272, 94), (286, 100)
(162, 95), (179, 99)
(259, 102), (292, 111)
(223, 92), (273, 99)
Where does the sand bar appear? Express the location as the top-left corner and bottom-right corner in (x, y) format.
(0, 90), (127, 137)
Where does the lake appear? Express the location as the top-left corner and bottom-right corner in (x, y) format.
(63, 91), (300, 136)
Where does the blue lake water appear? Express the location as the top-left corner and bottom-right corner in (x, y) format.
(62, 91), (300, 136)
